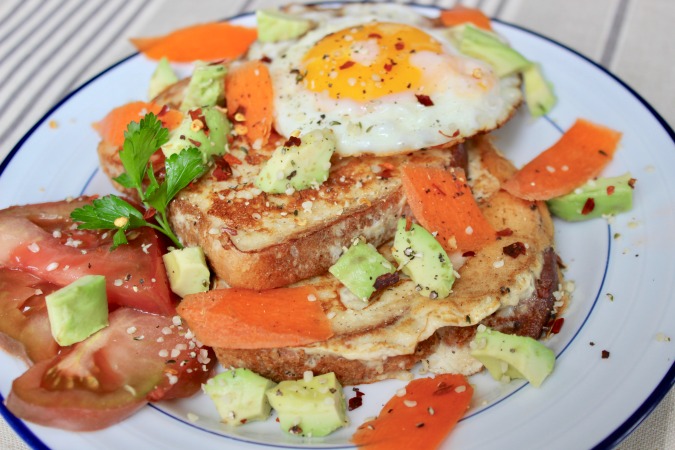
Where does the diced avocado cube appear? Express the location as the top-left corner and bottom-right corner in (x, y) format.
(391, 219), (455, 299)
(256, 9), (314, 43)
(470, 326), (555, 387)
(45, 275), (109, 346)
(523, 63), (556, 117)
(457, 24), (530, 77)
(162, 246), (211, 297)
(546, 173), (635, 221)
(266, 372), (348, 437)
(329, 238), (396, 301)
(180, 62), (227, 111)
(162, 106), (230, 161)
(148, 57), (179, 100)
(204, 368), (277, 426)
(255, 129), (336, 193)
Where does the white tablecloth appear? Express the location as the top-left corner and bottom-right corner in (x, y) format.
(0, 1), (673, 449)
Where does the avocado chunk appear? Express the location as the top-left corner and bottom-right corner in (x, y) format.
(329, 238), (396, 301)
(162, 246), (211, 297)
(203, 368), (277, 426)
(180, 62), (227, 111)
(391, 219), (455, 299)
(256, 8), (314, 43)
(266, 372), (348, 437)
(45, 275), (109, 346)
(523, 63), (556, 117)
(255, 129), (336, 194)
(162, 106), (230, 161)
(547, 173), (635, 221)
(470, 326), (555, 387)
(148, 57), (179, 100)
(455, 24), (530, 77)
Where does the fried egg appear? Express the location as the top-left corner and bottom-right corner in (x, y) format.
(248, 4), (522, 156)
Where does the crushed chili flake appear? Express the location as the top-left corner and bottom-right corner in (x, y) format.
(368, 33), (382, 39)
(503, 242), (527, 258)
(339, 60), (355, 70)
(462, 251), (476, 257)
(433, 381), (454, 396)
(284, 135), (302, 147)
(606, 185), (615, 195)
(188, 138), (202, 148)
(374, 272), (400, 290)
(405, 215), (413, 231)
(551, 317), (564, 334)
(260, 55), (272, 63)
(601, 350), (610, 359)
(188, 108), (204, 121)
(157, 104), (170, 117)
(395, 42), (405, 50)
(628, 178), (637, 189)
(212, 156), (233, 181)
(415, 94), (434, 106)
(384, 63), (393, 72)
(380, 168), (394, 179)
(143, 207), (157, 220)
(348, 388), (365, 411)
(223, 153), (242, 165)
(496, 228), (513, 237)
(581, 198), (595, 215)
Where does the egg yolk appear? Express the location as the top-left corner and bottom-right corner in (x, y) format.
(302, 22), (443, 102)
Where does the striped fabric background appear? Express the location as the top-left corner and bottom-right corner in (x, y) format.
(0, 1), (673, 449)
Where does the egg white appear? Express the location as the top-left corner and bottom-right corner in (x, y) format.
(247, 4), (522, 156)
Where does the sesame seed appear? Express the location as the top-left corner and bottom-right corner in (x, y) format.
(157, 337), (165, 343)
(396, 388), (407, 397)
(546, 165), (556, 173)
(158, 349), (169, 357)
(493, 260), (504, 268)
(114, 279), (123, 287)
(307, 294), (317, 302)
(326, 311), (336, 320)
(403, 400), (417, 407)
(45, 262), (59, 272)
(162, 327), (172, 335)
(455, 385), (467, 393)
(171, 349), (181, 358)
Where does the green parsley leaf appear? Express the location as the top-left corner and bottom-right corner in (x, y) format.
(70, 112), (209, 249)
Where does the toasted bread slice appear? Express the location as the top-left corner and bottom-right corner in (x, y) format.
(212, 136), (560, 384)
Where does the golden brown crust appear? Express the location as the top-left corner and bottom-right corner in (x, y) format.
(214, 333), (439, 386)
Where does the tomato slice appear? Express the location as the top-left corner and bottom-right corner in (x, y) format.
(6, 308), (215, 431)
(0, 268), (61, 363)
(0, 198), (177, 316)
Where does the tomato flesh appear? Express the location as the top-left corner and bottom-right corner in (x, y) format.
(0, 197), (177, 316)
(6, 308), (215, 431)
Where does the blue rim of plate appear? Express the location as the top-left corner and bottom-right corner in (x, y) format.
(0, 3), (673, 449)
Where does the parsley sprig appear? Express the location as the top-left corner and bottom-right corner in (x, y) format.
(71, 113), (207, 249)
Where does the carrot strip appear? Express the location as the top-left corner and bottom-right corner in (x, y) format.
(93, 102), (183, 147)
(502, 119), (622, 200)
(440, 5), (493, 30)
(352, 374), (473, 450)
(401, 166), (496, 253)
(176, 287), (333, 349)
(225, 60), (274, 147)
(131, 22), (257, 63)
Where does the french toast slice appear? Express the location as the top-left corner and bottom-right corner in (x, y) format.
(212, 136), (562, 384)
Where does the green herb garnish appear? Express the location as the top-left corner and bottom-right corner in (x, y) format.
(71, 113), (207, 249)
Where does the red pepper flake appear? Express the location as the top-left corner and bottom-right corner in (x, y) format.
(496, 228), (513, 237)
(415, 94), (434, 107)
(240, 418), (248, 424)
(395, 41), (405, 50)
(223, 153), (242, 166)
(601, 350), (610, 359)
(374, 272), (400, 290)
(188, 138), (202, 147)
(260, 55), (272, 63)
(284, 136), (302, 147)
(143, 207), (157, 220)
(405, 215), (413, 231)
(628, 178), (637, 189)
(606, 185), (615, 195)
(339, 60), (355, 70)
(503, 242), (527, 258)
(212, 156), (233, 181)
(188, 108), (203, 121)
(368, 33), (382, 39)
(157, 104), (170, 117)
(551, 317), (564, 334)
(384, 62), (393, 72)
(380, 169), (394, 179)
(581, 198), (595, 215)
(462, 251), (476, 257)
(348, 388), (365, 411)
(431, 183), (446, 196)
(432, 381), (454, 396)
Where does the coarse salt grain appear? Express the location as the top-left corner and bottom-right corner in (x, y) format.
(162, 327), (172, 335)
(126, 327), (137, 334)
(158, 349), (169, 358)
(326, 311), (336, 320)
(493, 260), (504, 269)
(403, 400), (417, 407)
(52, 230), (62, 238)
(28, 243), (40, 253)
(303, 371), (314, 382)
(172, 316), (182, 326)
(114, 279), (123, 286)
(396, 388), (407, 397)
(307, 294), (317, 302)
(46, 262), (59, 272)
(455, 385), (467, 393)
(465, 226), (473, 235)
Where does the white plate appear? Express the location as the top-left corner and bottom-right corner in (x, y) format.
(1, 5), (674, 450)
